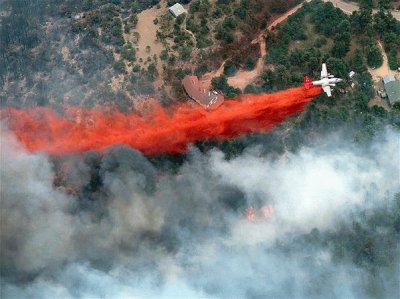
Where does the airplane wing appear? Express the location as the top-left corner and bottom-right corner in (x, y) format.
(323, 85), (332, 97)
(321, 63), (328, 79)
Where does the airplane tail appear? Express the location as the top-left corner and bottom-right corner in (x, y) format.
(303, 76), (313, 89)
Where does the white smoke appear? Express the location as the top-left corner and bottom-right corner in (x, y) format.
(1, 125), (399, 298)
(211, 132), (399, 243)
(0, 130), (76, 274)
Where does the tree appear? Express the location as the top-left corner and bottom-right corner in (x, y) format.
(378, 0), (390, 9)
(215, 24), (234, 44)
(160, 49), (168, 61)
(121, 42), (136, 62)
(129, 14), (138, 28)
(356, 71), (374, 99)
(189, 0), (201, 13)
(211, 75), (241, 98)
(314, 36), (327, 48)
(147, 63), (158, 80)
(350, 9), (372, 34)
(245, 57), (256, 70)
(331, 32), (351, 58)
(366, 45), (383, 68)
(83, 0), (94, 11)
(373, 10), (396, 33)
(244, 84), (262, 94)
(195, 64), (209, 77)
(179, 46), (192, 61)
(234, 6), (247, 20)
(326, 57), (348, 80)
(388, 54), (398, 70)
(337, 19), (351, 33)
(392, 102), (400, 111)
(359, 0), (374, 10)
(283, 13), (306, 40)
(275, 65), (289, 89)
(266, 40), (288, 66)
(113, 59), (126, 73)
(383, 32), (400, 53)
(289, 48), (305, 67)
(352, 49), (367, 73)
(223, 60), (237, 76)
(307, 56), (320, 73)
(311, 2), (347, 36)
(261, 70), (275, 89)
(196, 36), (212, 48)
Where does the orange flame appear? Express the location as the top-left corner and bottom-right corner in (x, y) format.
(245, 205), (275, 223)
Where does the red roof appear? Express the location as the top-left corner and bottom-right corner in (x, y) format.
(182, 76), (224, 109)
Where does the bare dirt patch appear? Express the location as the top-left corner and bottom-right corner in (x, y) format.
(368, 96), (390, 111)
(227, 59), (264, 90)
(61, 46), (70, 61)
(200, 62), (225, 90)
(368, 42), (396, 83)
(123, 2), (166, 88)
(110, 75), (124, 92)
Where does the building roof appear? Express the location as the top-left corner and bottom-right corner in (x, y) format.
(182, 76), (224, 109)
(384, 80), (400, 105)
(169, 3), (186, 17)
(383, 75), (395, 84)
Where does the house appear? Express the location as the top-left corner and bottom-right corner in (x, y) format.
(169, 3), (186, 18)
(182, 76), (224, 109)
(383, 75), (400, 105)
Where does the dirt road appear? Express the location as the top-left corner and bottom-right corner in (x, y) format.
(268, 2), (307, 30)
(225, 1), (306, 90)
(201, 1), (306, 90)
(201, 0), (400, 91)
(199, 62), (225, 90)
(368, 41), (397, 82)
(324, 0), (360, 14)
(324, 0), (400, 20)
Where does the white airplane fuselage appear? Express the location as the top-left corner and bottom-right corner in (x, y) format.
(312, 77), (343, 87)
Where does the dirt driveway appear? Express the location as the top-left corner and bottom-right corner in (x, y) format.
(202, 0), (399, 91)
(368, 41), (397, 82)
(201, 1), (306, 90)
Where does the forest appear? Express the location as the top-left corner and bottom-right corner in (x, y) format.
(0, 0), (302, 108)
(1, 1), (399, 298)
(1, 0), (399, 151)
(1, 0), (399, 132)
(207, 0), (400, 158)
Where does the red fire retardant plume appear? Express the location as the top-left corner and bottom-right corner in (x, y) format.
(1, 87), (321, 155)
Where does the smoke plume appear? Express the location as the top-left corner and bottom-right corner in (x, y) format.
(1, 87), (321, 155)
(1, 121), (399, 298)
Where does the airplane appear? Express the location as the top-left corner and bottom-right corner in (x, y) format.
(303, 63), (343, 97)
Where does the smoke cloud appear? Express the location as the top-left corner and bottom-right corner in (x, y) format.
(1, 124), (399, 298)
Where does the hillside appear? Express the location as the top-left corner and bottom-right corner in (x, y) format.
(200, 0), (400, 156)
(1, 1), (400, 298)
(0, 0), (301, 110)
